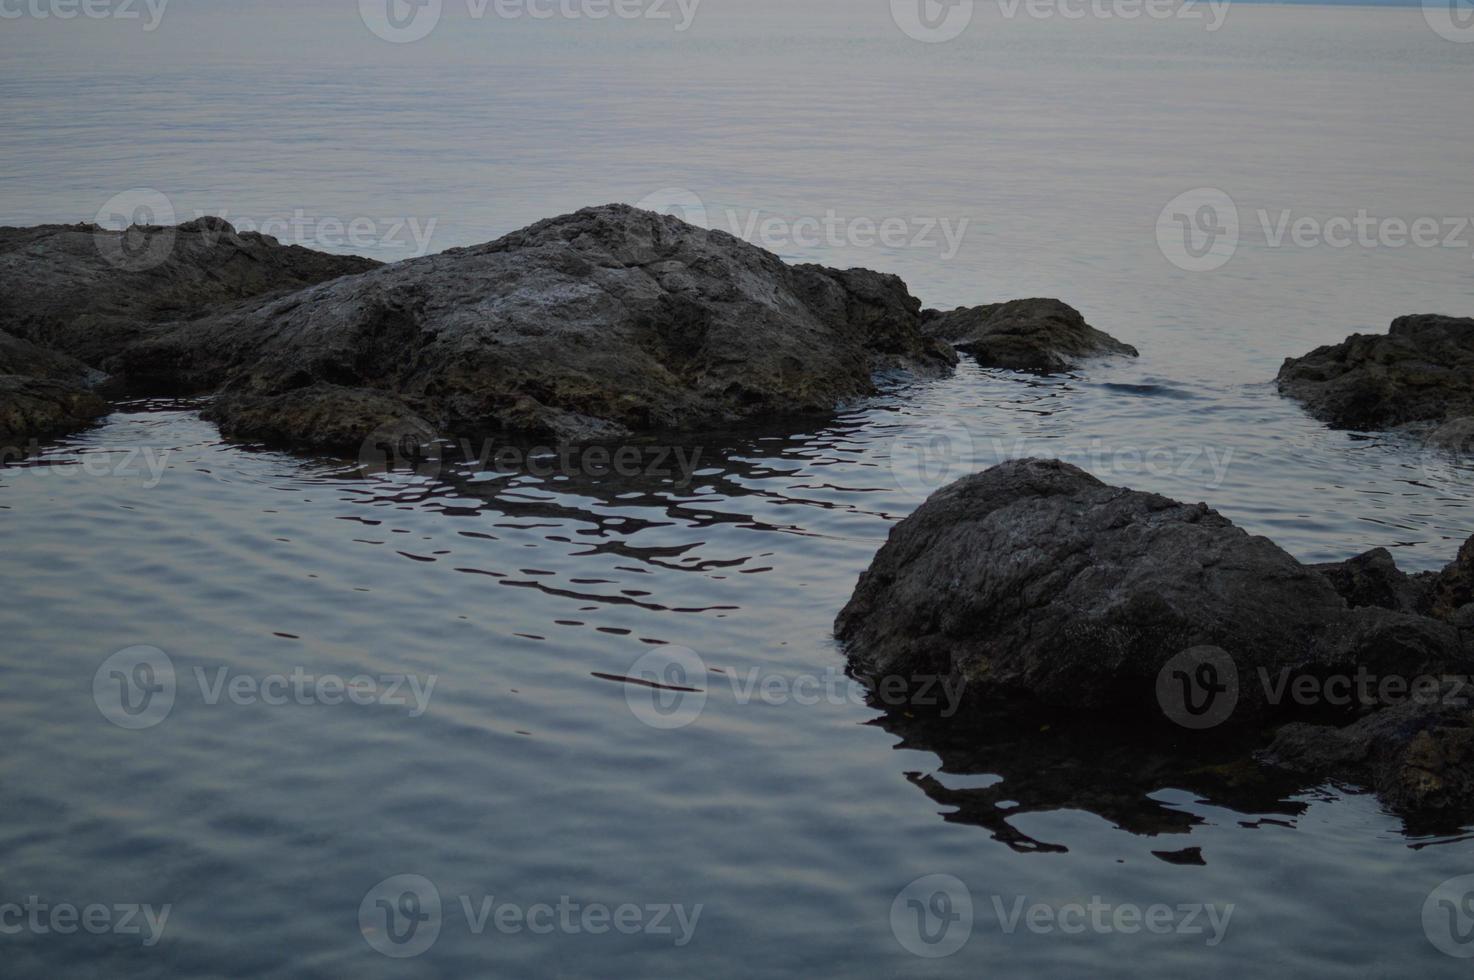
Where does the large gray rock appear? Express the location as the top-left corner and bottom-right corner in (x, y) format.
(921, 297), (1137, 373)
(836, 458), (1362, 713)
(1277, 314), (1474, 430)
(124, 205), (957, 450)
(835, 458), (1474, 819)
(0, 217), (379, 370)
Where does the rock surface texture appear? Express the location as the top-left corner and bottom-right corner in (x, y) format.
(124, 205), (957, 449)
(836, 458), (1474, 820)
(0, 218), (379, 371)
(921, 297), (1137, 373)
(1277, 314), (1474, 430)
(0, 218), (378, 445)
(0, 329), (108, 446)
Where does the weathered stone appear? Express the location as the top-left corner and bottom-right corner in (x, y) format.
(127, 205), (957, 450)
(921, 298), (1137, 373)
(1277, 314), (1474, 430)
(0, 217), (378, 370)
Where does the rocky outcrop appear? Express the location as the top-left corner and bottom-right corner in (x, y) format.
(0, 375), (108, 447)
(1277, 314), (1474, 430)
(125, 205), (957, 450)
(0, 218), (379, 370)
(921, 298), (1137, 373)
(835, 458), (1474, 820)
(0, 329), (109, 446)
(1266, 699), (1474, 819)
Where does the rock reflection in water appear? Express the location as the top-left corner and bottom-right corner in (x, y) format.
(869, 699), (1317, 856)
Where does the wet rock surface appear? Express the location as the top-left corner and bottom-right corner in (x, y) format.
(0, 218), (379, 370)
(836, 457), (1474, 820)
(0, 329), (109, 445)
(1277, 314), (1474, 430)
(921, 297), (1137, 373)
(127, 205), (958, 450)
(0, 375), (108, 446)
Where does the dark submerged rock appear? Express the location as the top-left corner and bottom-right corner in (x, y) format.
(1265, 698), (1474, 819)
(127, 205), (957, 451)
(921, 297), (1137, 373)
(836, 457), (1474, 821)
(1277, 314), (1474, 430)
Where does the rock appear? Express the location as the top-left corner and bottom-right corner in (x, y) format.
(0, 328), (103, 386)
(0, 375), (108, 447)
(835, 458), (1362, 715)
(921, 298), (1137, 373)
(1311, 547), (1433, 614)
(1277, 314), (1474, 430)
(835, 457), (1474, 820)
(205, 383), (430, 455)
(0, 217), (379, 370)
(126, 205), (957, 451)
(0, 329), (109, 446)
(1265, 698), (1474, 820)
(1427, 535), (1474, 623)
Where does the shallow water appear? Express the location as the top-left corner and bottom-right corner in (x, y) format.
(4, 1), (1474, 976)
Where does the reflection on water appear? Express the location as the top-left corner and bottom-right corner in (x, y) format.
(872, 701), (1319, 857)
(5, 3), (1474, 972)
(2, 354), (1473, 975)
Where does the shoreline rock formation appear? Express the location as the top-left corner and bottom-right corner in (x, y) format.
(835, 458), (1474, 822)
(1277, 314), (1474, 431)
(0, 218), (379, 446)
(123, 205), (959, 450)
(921, 297), (1138, 373)
(0, 329), (108, 448)
(2, 206), (1145, 453)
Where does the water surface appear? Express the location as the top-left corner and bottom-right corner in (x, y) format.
(2, 3), (1474, 976)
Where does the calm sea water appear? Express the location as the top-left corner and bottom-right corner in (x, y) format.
(4, 2), (1474, 976)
